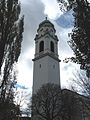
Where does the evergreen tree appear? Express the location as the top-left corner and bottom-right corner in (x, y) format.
(58, 0), (90, 75)
(68, 0), (90, 68)
(0, 0), (24, 119)
(0, 0), (24, 100)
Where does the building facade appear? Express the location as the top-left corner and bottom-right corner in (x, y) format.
(61, 89), (90, 120)
(32, 18), (90, 120)
(32, 18), (60, 93)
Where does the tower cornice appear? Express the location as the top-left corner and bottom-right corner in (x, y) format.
(32, 52), (61, 62)
(34, 32), (59, 41)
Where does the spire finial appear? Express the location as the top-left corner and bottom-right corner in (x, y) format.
(45, 15), (48, 20)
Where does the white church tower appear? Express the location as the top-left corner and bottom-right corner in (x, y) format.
(32, 18), (60, 93)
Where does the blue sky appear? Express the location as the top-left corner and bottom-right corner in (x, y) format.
(17, 0), (79, 91)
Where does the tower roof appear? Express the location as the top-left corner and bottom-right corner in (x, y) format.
(37, 18), (56, 32)
(39, 19), (54, 27)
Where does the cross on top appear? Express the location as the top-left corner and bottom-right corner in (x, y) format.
(45, 15), (48, 20)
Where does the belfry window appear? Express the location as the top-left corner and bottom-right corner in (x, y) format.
(50, 41), (54, 52)
(39, 41), (44, 52)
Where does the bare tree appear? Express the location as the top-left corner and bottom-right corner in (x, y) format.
(70, 70), (90, 97)
(15, 89), (30, 107)
(69, 70), (90, 117)
(14, 87), (31, 117)
(30, 83), (62, 120)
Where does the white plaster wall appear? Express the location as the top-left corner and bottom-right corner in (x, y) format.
(33, 55), (60, 94)
(33, 56), (48, 94)
(48, 56), (60, 85)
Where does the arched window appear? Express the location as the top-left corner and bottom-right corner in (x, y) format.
(39, 41), (44, 52)
(50, 41), (54, 52)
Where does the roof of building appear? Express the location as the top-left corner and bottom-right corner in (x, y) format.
(61, 89), (90, 101)
(37, 18), (55, 32)
(19, 116), (31, 120)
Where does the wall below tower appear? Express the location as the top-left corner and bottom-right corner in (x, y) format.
(33, 55), (60, 94)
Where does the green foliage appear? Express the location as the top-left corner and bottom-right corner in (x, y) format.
(68, 0), (90, 68)
(0, 0), (23, 70)
(0, 0), (24, 118)
(58, 0), (90, 74)
(0, 0), (24, 100)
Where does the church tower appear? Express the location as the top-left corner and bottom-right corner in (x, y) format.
(32, 18), (60, 93)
